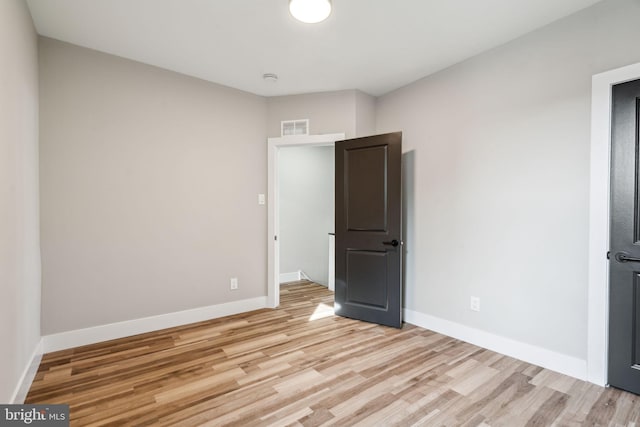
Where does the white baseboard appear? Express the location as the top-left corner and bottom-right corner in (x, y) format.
(43, 297), (268, 353)
(404, 308), (588, 382)
(280, 271), (301, 283)
(11, 338), (43, 403)
(280, 270), (316, 284)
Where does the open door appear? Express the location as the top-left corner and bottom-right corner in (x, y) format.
(609, 78), (640, 395)
(334, 132), (402, 328)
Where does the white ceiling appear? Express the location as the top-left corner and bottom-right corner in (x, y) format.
(26, 0), (603, 97)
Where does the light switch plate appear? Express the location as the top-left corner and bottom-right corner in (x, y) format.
(470, 296), (480, 312)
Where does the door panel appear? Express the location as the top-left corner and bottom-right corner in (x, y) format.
(335, 132), (402, 328)
(346, 250), (388, 308)
(346, 145), (388, 231)
(609, 78), (640, 395)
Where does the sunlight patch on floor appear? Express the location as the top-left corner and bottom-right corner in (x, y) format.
(309, 303), (334, 321)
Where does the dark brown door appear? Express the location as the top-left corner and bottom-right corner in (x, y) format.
(334, 132), (402, 328)
(609, 78), (640, 395)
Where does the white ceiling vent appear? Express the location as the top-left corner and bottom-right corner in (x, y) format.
(281, 119), (309, 136)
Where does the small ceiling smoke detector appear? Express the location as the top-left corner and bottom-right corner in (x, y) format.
(263, 73), (278, 83)
(289, 0), (332, 24)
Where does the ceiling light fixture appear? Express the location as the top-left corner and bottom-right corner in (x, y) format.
(289, 0), (332, 24)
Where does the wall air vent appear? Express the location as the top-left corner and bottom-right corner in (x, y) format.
(281, 119), (309, 136)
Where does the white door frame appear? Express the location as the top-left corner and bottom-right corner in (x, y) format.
(267, 133), (345, 308)
(588, 61), (640, 386)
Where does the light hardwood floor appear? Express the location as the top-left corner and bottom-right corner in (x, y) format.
(27, 281), (640, 426)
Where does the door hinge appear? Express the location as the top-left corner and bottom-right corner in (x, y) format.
(274, 235), (278, 241)
(607, 251), (611, 260)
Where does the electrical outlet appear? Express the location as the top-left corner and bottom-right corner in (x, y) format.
(470, 296), (480, 312)
(230, 277), (239, 290)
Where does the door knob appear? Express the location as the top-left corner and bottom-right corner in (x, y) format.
(382, 239), (399, 247)
(614, 252), (640, 263)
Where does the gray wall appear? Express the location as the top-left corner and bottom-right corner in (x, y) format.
(267, 90), (359, 138)
(355, 91), (377, 138)
(39, 38), (268, 334)
(376, 0), (640, 360)
(0, 0), (41, 403)
(267, 89), (377, 139)
(279, 146), (334, 285)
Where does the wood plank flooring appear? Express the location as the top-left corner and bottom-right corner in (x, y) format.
(27, 281), (640, 426)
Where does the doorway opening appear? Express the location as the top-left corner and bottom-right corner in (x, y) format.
(278, 144), (334, 290)
(267, 133), (345, 308)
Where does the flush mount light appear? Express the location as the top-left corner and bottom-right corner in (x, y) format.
(289, 0), (332, 24)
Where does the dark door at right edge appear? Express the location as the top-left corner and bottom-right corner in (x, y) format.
(609, 78), (640, 395)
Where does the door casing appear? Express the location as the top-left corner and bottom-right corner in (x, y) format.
(267, 133), (345, 308)
(589, 61), (640, 386)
